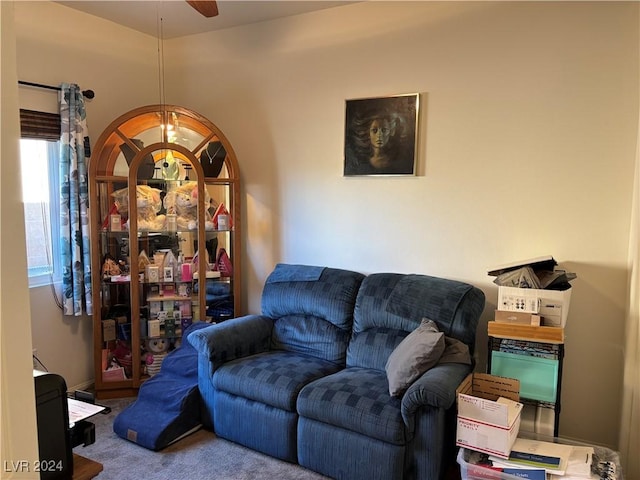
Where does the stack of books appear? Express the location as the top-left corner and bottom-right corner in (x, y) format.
(488, 438), (574, 477)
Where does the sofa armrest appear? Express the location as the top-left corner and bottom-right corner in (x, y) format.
(187, 315), (274, 370)
(401, 362), (470, 421)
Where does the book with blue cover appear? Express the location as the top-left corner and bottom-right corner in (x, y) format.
(509, 450), (561, 468)
(502, 468), (546, 480)
(489, 438), (574, 475)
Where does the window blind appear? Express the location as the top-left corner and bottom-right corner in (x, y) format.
(19, 109), (60, 141)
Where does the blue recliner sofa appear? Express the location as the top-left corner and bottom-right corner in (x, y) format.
(188, 264), (485, 480)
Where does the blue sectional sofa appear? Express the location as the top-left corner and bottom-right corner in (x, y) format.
(187, 264), (485, 480)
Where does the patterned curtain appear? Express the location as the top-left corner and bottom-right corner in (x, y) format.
(59, 83), (92, 316)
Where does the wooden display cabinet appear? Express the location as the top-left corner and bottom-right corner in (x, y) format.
(88, 105), (241, 399)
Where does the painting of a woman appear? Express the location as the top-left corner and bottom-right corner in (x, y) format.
(344, 94), (419, 176)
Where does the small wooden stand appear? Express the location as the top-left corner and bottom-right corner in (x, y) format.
(487, 321), (565, 343)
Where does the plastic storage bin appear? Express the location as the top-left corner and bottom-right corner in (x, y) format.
(457, 441), (624, 480)
(457, 448), (527, 480)
(490, 350), (559, 403)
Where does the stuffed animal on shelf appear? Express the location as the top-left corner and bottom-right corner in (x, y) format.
(111, 185), (166, 231)
(163, 181), (215, 231)
(143, 337), (169, 376)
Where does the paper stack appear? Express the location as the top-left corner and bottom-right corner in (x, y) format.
(488, 438), (574, 476)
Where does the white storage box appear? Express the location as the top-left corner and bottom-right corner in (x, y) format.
(497, 286), (571, 327)
(456, 373), (523, 458)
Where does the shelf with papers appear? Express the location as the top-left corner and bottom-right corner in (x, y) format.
(488, 332), (564, 437)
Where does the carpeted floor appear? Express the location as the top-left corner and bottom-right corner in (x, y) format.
(74, 397), (330, 480)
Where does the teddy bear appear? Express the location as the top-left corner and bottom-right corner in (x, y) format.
(143, 337), (169, 376)
(112, 185), (166, 231)
(163, 181), (215, 231)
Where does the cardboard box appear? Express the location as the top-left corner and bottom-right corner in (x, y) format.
(497, 286), (571, 327)
(456, 373), (522, 458)
(494, 310), (541, 326)
(102, 319), (116, 342)
(109, 214), (122, 232)
(148, 319), (161, 338)
(146, 265), (160, 283)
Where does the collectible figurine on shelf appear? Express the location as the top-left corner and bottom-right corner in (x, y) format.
(163, 181), (215, 231)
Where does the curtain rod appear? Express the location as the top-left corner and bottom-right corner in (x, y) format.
(18, 80), (95, 99)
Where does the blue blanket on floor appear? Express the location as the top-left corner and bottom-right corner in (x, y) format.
(113, 321), (210, 451)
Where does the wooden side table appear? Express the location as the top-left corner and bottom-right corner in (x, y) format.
(72, 454), (103, 480)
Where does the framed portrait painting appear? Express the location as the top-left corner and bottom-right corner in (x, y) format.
(344, 93), (419, 176)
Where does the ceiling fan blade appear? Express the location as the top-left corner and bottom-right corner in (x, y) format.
(186, 0), (219, 18)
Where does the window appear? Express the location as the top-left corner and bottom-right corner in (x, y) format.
(20, 136), (61, 286)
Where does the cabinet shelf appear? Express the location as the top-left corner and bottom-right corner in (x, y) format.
(102, 229), (234, 237)
(89, 105), (242, 399)
(146, 295), (193, 302)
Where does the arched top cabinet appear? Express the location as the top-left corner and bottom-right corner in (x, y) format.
(89, 105), (241, 398)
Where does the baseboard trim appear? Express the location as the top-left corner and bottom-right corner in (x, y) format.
(68, 379), (94, 394)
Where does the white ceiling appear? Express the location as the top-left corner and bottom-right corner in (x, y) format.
(55, 1), (356, 39)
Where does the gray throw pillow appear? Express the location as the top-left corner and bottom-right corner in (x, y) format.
(385, 318), (445, 397)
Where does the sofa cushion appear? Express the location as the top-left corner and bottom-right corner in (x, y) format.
(385, 319), (445, 397)
(348, 273), (484, 369)
(347, 327), (407, 371)
(262, 265), (365, 364)
(213, 350), (342, 411)
(262, 265), (364, 331)
(297, 368), (406, 445)
(385, 275), (472, 328)
(271, 314), (351, 364)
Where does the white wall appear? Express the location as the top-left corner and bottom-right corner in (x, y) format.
(11, 0), (639, 451)
(168, 2), (638, 449)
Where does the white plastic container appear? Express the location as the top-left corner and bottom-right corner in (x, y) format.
(457, 448), (530, 480)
